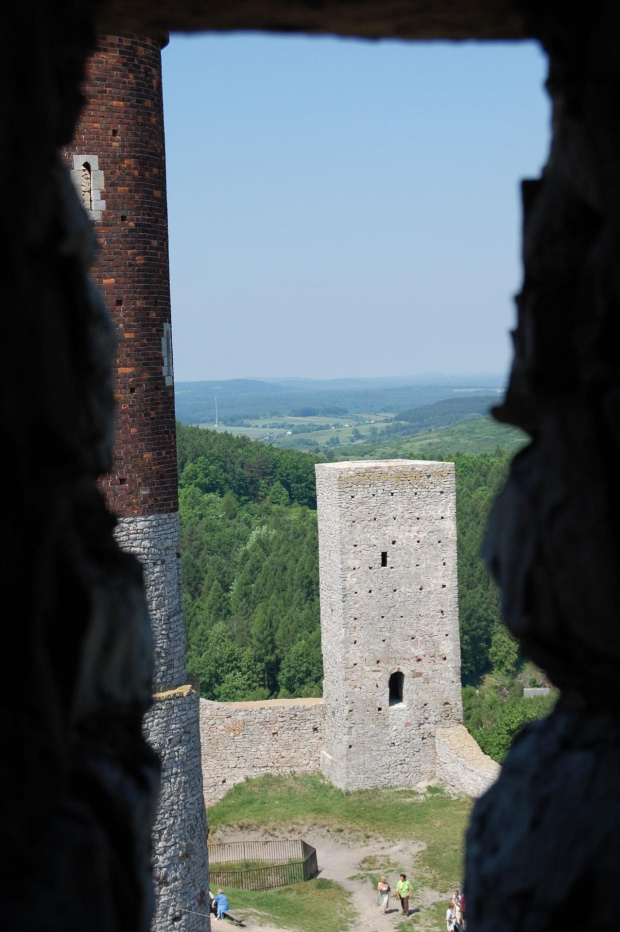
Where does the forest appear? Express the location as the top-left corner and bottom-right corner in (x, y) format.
(381, 394), (500, 439)
(178, 423), (554, 762)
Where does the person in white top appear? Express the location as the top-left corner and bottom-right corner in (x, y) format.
(446, 901), (457, 932)
(376, 876), (390, 914)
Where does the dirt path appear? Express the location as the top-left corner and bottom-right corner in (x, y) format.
(210, 826), (443, 932)
(308, 831), (421, 932)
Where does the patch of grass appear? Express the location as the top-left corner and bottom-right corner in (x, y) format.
(357, 854), (399, 872)
(398, 898), (449, 932)
(227, 878), (354, 932)
(211, 858), (302, 872)
(208, 774), (471, 893)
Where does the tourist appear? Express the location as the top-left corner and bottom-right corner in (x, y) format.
(396, 873), (413, 916)
(212, 889), (230, 921)
(446, 900), (457, 932)
(376, 876), (390, 914)
(453, 888), (463, 926)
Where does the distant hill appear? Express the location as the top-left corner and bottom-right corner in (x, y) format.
(263, 373), (506, 392)
(174, 376), (503, 424)
(387, 395), (500, 435)
(176, 378), (287, 396)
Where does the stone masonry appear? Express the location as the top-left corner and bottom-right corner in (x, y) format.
(199, 698), (324, 804)
(115, 515), (186, 692)
(148, 686), (209, 923)
(316, 460), (463, 791)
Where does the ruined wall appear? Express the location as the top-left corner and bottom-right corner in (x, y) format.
(315, 460), (462, 792)
(435, 725), (500, 798)
(199, 699), (324, 805)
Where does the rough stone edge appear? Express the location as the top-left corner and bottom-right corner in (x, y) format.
(201, 697), (323, 710)
(435, 725), (500, 797)
(96, 0), (528, 41)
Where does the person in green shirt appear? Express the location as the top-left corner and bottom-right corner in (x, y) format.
(396, 873), (413, 916)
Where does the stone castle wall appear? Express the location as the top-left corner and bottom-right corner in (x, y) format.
(197, 699), (498, 806)
(199, 698), (324, 805)
(315, 460), (463, 792)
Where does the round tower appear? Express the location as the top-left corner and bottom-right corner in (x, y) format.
(63, 35), (209, 931)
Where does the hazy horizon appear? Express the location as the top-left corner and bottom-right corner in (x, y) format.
(175, 371), (508, 385)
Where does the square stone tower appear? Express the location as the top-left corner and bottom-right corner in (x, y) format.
(315, 460), (463, 791)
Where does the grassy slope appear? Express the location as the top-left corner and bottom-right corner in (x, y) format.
(192, 411), (527, 455)
(337, 415), (528, 460)
(229, 879), (354, 932)
(189, 411), (520, 929)
(209, 774), (472, 910)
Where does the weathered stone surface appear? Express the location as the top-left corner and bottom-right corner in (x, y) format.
(95, 0), (527, 42)
(466, 708), (620, 932)
(199, 698), (325, 805)
(116, 514), (186, 692)
(465, 4), (620, 929)
(316, 460), (462, 791)
(435, 725), (499, 797)
(147, 688), (210, 931)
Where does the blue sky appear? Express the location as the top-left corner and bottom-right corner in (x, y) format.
(161, 33), (550, 383)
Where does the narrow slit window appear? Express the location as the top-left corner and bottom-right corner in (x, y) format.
(381, 551), (388, 567)
(389, 671), (404, 706)
(81, 162), (92, 211)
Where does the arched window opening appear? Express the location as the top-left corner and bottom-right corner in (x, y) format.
(389, 671), (404, 706)
(81, 161), (92, 211)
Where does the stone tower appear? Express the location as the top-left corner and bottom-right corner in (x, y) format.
(63, 36), (209, 931)
(315, 460), (463, 792)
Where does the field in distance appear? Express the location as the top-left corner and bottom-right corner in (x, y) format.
(175, 375), (526, 455)
(194, 411), (395, 446)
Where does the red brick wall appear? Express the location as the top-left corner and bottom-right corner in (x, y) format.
(63, 34), (178, 517)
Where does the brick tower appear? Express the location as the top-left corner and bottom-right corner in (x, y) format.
(63, 36), (209, 931)
(315, 460), (463, 791)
